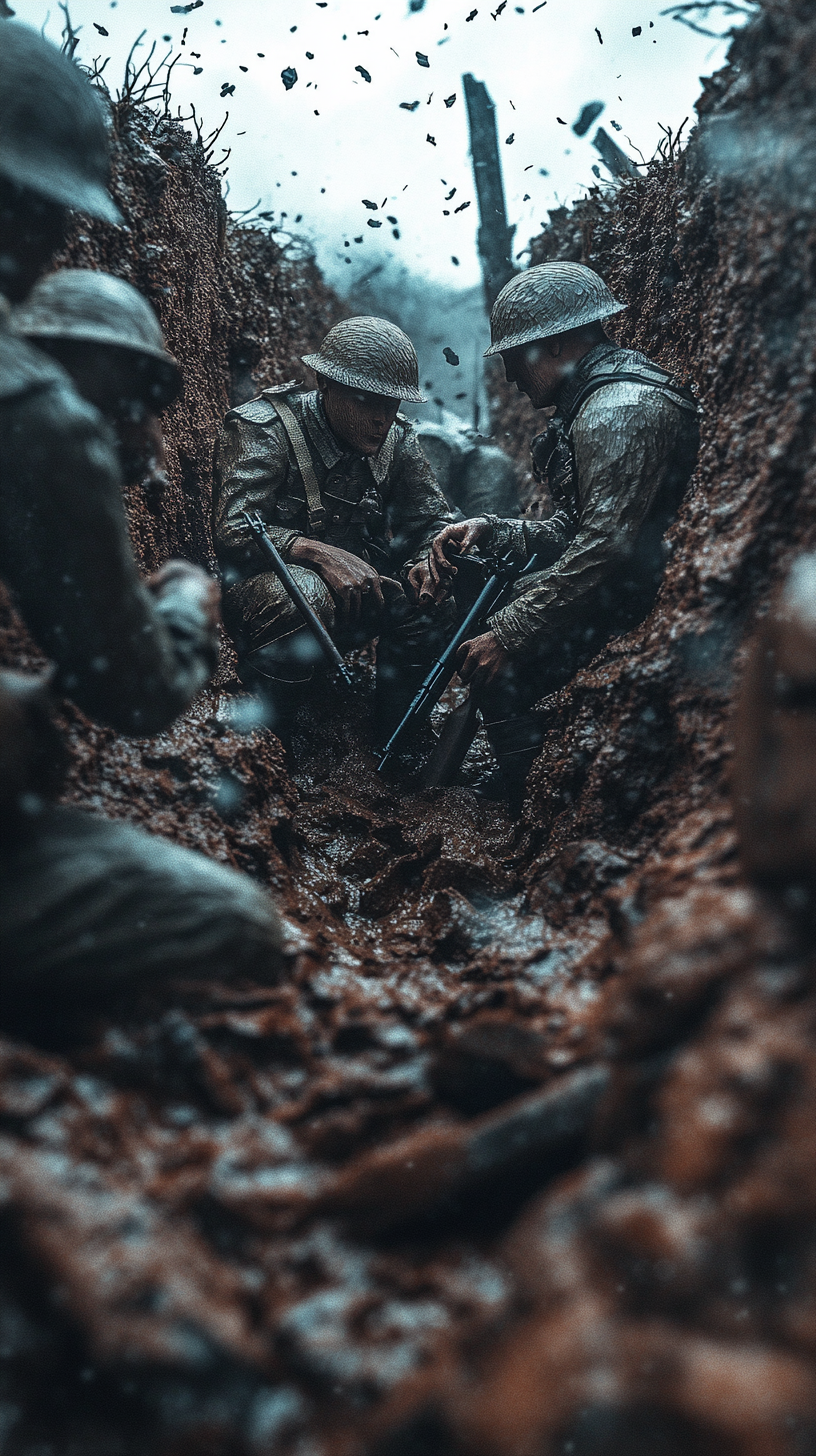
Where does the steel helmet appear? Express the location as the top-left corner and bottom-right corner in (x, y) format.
(0, 21), (121, 223)
(485, 262), (624, 356)
(13, 270), (181, 405)
(302, 316), (426, 403)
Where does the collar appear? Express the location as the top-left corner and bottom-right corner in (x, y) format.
(304, 389), (398, 485)
(556, 340), (621, 420)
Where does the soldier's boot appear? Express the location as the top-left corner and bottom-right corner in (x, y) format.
(478, 710), (544, 817)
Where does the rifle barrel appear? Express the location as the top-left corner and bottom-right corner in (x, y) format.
(377, 548), (543, 773)
(242, 511), (354, 688)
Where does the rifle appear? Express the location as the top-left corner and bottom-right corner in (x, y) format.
(241, 510), (355, 690)
(378, 547), (543, 774)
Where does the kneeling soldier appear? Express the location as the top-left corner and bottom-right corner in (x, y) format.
(213, 317), (456, 752)
(426, 262), (700, 812)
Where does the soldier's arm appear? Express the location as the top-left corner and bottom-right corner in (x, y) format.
(489, 385), (687, 653)
(0, 385), (218, 736)
(386, 422), (457, 570)
(212, 411), (301, 577)
(483, 511), (573, 568)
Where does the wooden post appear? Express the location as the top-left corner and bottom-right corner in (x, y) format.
(463, 73), (516, 311)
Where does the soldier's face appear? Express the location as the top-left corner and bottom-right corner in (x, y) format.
(321, 380), (399, 456)
(501, 342), (564, 409)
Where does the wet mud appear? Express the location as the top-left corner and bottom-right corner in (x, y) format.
(4, 5), (816, 1451)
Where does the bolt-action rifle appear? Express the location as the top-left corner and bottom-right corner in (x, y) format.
(378, 547), (544, 774)
(241, 510), (355, 690)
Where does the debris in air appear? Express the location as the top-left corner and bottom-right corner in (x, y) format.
(595, 26), (603, 42)
(170, 0), (203, 11)
(220, 82), (234, 96)
(355, 66), (371, 82)
(367, 218), (382, 227)
(427, 134), (436, 145)
(400, 100), (420, 110)
(557, 117), (566, 125)
(610, 119), (622, 131)
(466, 9), (478, 18)
(454, 200), (471, 211)
(416, 51), (429, 67)
(632, 25), (642, 36)
(93, 22), (109, 34)
(362, 199), (378, 209)
(492, 1), (508, 15)
(573, 100), (604, 136)
(443, 347), (460, 365)
(505, 133), (515, 144)
(444, 93), (456, 107)
(281, 67), (298, 89)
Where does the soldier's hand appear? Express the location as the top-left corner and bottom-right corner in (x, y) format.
(455, 630), (510, 689)
(147, 561), (221, 632)
(429, 518), (491, 596)
(289, 539), (385, 624)
(405, 559), (439, 607)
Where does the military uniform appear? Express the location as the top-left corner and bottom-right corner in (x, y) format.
(473, 335), (699, 802)
(0, 299), (283, 1008)
(484, 340), (699, 673)
(214, 384), (456, 735)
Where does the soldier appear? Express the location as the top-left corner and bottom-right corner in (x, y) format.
(12, 268), (181, 507)
(426, 262), (699, 811)
(213, 316), (456, 751)
(0, 22), (283, 1011)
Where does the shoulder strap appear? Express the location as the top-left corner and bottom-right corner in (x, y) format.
(564, 369), (697, 434)
(266, 397), (326, 535)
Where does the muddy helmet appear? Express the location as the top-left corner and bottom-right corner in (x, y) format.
(485, 262), (624, 356)
(0, 21), (121, 223)
(13, 270), (181, 406)
(302, 316), (426, 403)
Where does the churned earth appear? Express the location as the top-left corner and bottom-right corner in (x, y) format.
(3, 4), (816, 1452)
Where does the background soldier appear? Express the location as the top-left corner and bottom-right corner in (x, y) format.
(13, 268), (181, 508)
(0, 22), (283, 1013)
(427, 262), (700, 811)
(213, 316), (456, 752)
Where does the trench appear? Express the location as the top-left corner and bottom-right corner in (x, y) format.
(4, 3), (816, 1451)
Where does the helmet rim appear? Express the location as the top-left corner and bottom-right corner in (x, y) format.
(302, 315), (426, 404)
(484, 262), (625, 357)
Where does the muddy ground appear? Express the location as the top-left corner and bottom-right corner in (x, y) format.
(3, 4), (816, 1452)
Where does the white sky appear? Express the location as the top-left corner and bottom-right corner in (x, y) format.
(18, 0), (738, 291)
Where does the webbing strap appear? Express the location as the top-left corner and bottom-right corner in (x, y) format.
(564, 370), (698, 434)
(267, 398), (326, 534)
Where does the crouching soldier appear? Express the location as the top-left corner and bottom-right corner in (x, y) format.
(426, 262), (699, 812)
(0, 22), (284, 1017)
(213, 317), (457, 753)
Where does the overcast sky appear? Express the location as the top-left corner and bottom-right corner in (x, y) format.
(18, 0), (739, 292)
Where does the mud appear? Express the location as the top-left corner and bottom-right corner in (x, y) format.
(3, 3), (816, 1451)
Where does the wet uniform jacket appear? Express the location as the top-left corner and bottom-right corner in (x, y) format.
(213, 385), (455, 648)
(485, 341), (699, 655)
(0, 303), (219, 736)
